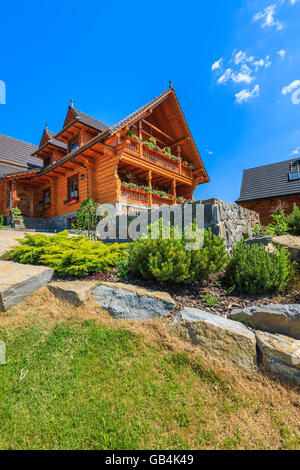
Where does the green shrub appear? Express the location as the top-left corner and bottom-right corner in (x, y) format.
(128, 224), (228, 283)
(265, 209), (289, 236)
(225, 242), (293, 295)
(0, 214), (7, 226)
(12, 207), (23, 224)
(287, 204), (300, 235)
(9, 231), (129, 277)
(73, 197), (99, 234)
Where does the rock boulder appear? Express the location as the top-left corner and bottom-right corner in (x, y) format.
(48, 280), (97, 306)
(92, 282), (175, 320)
(256, 331), (300, 386)
(0, 261), (53, 311)
(230, 304), (300, 340)
(168, 307), (257, 372)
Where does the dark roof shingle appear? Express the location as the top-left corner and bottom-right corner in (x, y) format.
(237, 158), (300, 202)
(0, 134), (42, 177)
(72, 107), (109, 132)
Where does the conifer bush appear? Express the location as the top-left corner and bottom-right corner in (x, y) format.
(9, 231), (129, 277)
(225, 242), (293, 295)
(128, 224), (228, 283)
(287, 204), (300, 235)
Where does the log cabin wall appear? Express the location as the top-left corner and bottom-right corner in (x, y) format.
(39, 167), (89, 218)
(239, 194), (300, 225)
(94, 153), (120, 204)
(0, 183), (8, 217)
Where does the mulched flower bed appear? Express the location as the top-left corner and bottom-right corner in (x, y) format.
(85, 270), (300, 318)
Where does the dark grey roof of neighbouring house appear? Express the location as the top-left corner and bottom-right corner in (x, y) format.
(0, 134), (42, 177)
(237, 158), (300, 202)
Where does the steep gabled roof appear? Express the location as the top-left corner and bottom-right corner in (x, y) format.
(34, 128), (67, 155)
(0, 134), (41, 177)
(237, 158), (300, 202)
(61, 105), (109, 133)
(109, 88), (171, 134)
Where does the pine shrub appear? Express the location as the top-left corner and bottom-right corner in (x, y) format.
(287, 204), (300, 235)
(225, 242), (293, 295)
(9, 231), (129, 277)
(128, 225), (228, 283)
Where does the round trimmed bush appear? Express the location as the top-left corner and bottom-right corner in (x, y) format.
(128, 227), (228, 284)
(225, 242), (293, 295)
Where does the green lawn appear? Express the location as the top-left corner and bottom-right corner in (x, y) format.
(0, 317), (300, 450)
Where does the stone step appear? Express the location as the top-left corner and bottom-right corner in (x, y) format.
(0, 261), (54, 311)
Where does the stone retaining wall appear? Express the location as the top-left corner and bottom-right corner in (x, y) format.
(99, 199), (259, 249)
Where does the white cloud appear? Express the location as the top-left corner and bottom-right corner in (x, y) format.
(277, 49), (286, 59)
(253, 4), (283, 30)
(231, 69), (253, 84)
(211, 58), (223, 71)
(281, 80), (300, 95)
(290, 147), (300, 156)
(233, 50), (254, 65)
(217, 65), (253, 85)
(253, 55), (272, 70)
(205, 149), (213, 155)
(235, 85), (260, 104)
(217, 68), (232, 84)
(290, 0), (297, 5)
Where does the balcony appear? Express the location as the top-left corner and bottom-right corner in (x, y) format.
(120, 183), (189, 206)
(125, 138), (193, 179)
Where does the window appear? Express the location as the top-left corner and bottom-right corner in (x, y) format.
(68, 174), (79, 200)
(289, 160), (300, 181)
(68, 135), (79, 153)
(43, 188), (51, 205)
(44, 154), (51, 168)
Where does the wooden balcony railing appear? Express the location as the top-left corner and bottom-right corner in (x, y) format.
(151, 194), (174, 206)
(125, 138), (193, 179)
(121, 186), (176, 206)
(121, 187), (149, 205)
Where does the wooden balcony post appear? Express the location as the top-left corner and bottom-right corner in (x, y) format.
(177, 145), (182, 174)
(172, 179), (176, 205)
(147, 170), (152, 206)
(138, 121), (143, 157)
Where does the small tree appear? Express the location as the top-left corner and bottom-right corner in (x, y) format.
(73, 197), (98, 238)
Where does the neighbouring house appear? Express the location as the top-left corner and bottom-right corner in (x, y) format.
(236, 158), (300, 225)
(0, 86), (209, 231)
(0, 134), (42, 220)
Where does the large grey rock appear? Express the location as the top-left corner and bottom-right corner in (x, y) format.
(272, 234), (300, 262)
(230, 304), (300, 340)
(256, 331), (300, 386)
(92, 282), (175, 320)
(0, 261), (53, 311)
(0, 340), (5, 364)
(169, 307), (257, 372)
(48, 280), (97, 306)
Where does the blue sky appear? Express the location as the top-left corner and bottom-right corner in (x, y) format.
(0, 0), (299, 202)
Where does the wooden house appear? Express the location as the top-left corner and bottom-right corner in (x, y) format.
(237, 158), (300, 224)
(0, 87), (209, 230)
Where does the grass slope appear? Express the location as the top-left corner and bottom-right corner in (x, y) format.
(0, 289), (300, 450)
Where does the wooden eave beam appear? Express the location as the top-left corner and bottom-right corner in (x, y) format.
(169, 136), (190, 148)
